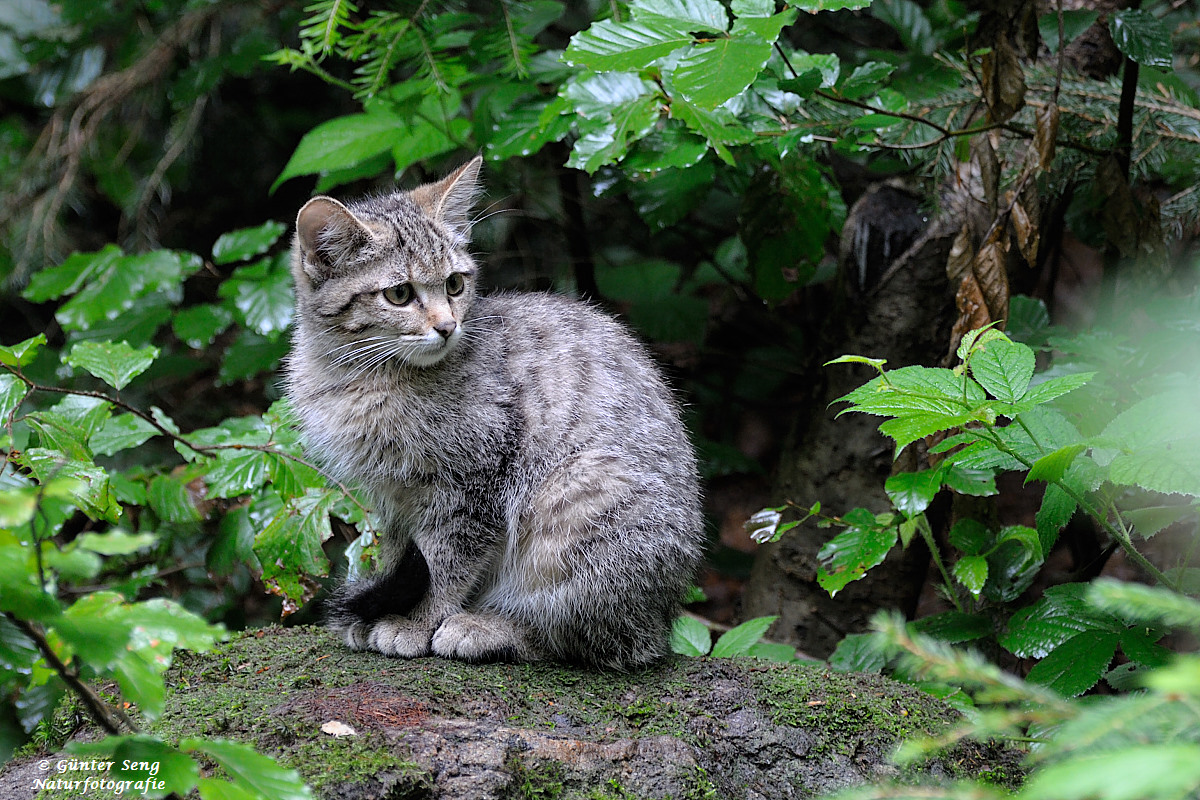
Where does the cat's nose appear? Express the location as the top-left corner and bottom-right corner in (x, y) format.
(434, 320), (457, 340)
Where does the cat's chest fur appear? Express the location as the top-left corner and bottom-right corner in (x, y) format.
(286, 328), (516, 497)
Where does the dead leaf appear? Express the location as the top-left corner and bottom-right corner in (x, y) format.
(1010, 200), (1039, 267)
(981, 34), (1026, 123)
(321, 720), (358, 737)
(1033, 103), (1059, 171)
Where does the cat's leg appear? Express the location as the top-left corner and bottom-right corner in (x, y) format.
(324, 540), (429, 650)
(366, 505), (507, 659)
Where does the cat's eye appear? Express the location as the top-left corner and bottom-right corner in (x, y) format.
(382, 284), (414, 306)
(446, 273), (466, 297)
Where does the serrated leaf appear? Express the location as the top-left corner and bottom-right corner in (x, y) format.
(1123, 503), (1198, 539)
(1025, 444), (1086, 485)
(1110, 447), (1200, 497)
(1000, 583), (1122, 658)
(953, 555), (988, 597)
(90, 414), (160, 456)
(668, 95), (756, 164)
(212, 221), (287, 265)
(672, 32), (772, 109)
(670, 614), (711, 656)
(969, 338), (1035, 405)
(1035, 483), (1076, 553)
(273, 111), (403, 192)
(64, 341), (159, 391)
(711, 615), (777, 657)
(1109, 9), (1172, 69)
(1025, 630), (1118, 697)
(878, 411), (975, 453)
(1008, 371), (1094, 414)
(816, 514), (898, 596)
(0, 334), (47, 368)
(218, 330), (289, 385)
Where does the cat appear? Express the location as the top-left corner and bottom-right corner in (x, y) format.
(284, 157), (704, 670)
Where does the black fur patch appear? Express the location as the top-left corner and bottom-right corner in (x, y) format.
(323, 541), (430, 627)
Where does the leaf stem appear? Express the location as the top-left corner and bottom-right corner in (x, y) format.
(917, 514), (965, 613)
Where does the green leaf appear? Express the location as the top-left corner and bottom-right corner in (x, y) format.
(1026, 631), (1118, 697)
(204, 449), (272, 499)
(670, 614), (711, 656)
(711, 615), (777, 657)
(634, 0), (729, 31)
(212, 221), (287, 265)
(794, 0), (873, 9)
(1109, 9), (1172, 69)
(273, 111), (403, 192)
(64, 341), (159, 391)
(1036, 483), (1076, 553)
(1023, 745), (1200, 800)
(484, 95), (573, 161)
(837, 61), (896, 99)
(219, 330), (290, 385)
(1038, 10), (1099, 54)
(1000, 583), (1122, 658)
(90, 414), (160, 456)
(1026, 444), (1086, 485)
(668, 95), (756, 165)
(54, 250), (200, 334)
(872, 0), (934, 55)
(885, 467), (944, 518)
(1123, 503), (1198, 539)
(27, 412), (92, 461)
(910, 611), (992, 644)
(1008, 371), (1095, 413)
(969, 338), (1035, 405)
(149, 474), (203, 524)
(827, 632), (887, 673)
(745, 642), (797, 662)
(0, 376), (29, 424)
(75, 529), (157, 555)
(731, 6), (798, 42)
(183, 738), (314, 800)
(218, 256), (295, 337)
(255, 489), (335, 607)
(563, 19), (693, 72)
(816, 512), (898, 596)
(953, 555), (988, 597)
(0, 334), (47, 368)
(878, 411), (975, 454)
(672, 32), (772, 109)
(22, 246), (122, 302)
(67, 735), (200, 796)
(173, 304), (235, 350)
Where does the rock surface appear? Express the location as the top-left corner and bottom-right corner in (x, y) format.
(1, 626), (1020, 799)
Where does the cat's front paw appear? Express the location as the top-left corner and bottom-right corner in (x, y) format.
(366, 616), (435, 658)
(431, 613), (532, 663)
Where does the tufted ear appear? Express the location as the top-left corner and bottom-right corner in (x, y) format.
(411, 156), (483, 241)
(295, 196), (373, 286)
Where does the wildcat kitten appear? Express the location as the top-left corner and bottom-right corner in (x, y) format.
(285, 157), (703, 670)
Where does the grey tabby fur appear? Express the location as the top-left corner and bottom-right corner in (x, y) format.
(284, 157), (704, 670)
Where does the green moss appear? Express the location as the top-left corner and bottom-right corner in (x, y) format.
(505, 754), (566, 800)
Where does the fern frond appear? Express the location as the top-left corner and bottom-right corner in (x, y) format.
(299, 0), (359, 59)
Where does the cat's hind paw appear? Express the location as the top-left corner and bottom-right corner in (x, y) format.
(431, 613), (534, 663)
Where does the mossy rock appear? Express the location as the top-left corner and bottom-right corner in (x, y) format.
(7, 625), (1022, 799)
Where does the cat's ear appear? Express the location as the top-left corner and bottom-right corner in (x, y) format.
(413, 155), (483, 240)
(295, 196), (373, 285)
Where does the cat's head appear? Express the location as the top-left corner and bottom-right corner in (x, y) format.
(291, 157), (483, 369)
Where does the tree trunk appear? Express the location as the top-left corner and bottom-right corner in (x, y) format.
(743, 188), (958, 658)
